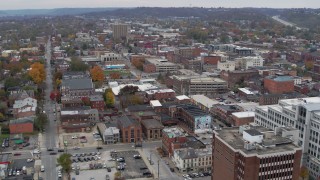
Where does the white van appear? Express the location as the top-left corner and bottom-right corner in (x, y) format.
(41, 165), (45, 172)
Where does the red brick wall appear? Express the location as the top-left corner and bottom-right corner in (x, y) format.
(143, 64), (156, 73)
(202, 56), (221, 65)
(10, 123), (33, 134)
(153, 92), (176, 101)
(231, 115), (254, 126)
(15, 111), (35, 119)
(90, 101), (105, 111)
(264, 79), (294, 94)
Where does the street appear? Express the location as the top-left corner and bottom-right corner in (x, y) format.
(42, 37), (58, 180)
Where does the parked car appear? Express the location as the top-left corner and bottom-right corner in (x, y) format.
(106, 174), (110, 180)
(107, 167), (111, 172)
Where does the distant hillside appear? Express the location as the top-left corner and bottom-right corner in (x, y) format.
(0, 8), (118, 16)
(279, 10), (320, 29)
(87, 7), (269, 21)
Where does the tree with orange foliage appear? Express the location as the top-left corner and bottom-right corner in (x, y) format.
(90, 66), (105, 82)
(110, 72), (121, 79)
(28, 62), (46, 85)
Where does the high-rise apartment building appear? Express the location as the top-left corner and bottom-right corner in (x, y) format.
(111, 23), (128, 40)
(254, 97), (320, 178)
(212, 125), (302, 180)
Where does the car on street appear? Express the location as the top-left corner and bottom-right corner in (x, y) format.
(133, 154), (141, 159)
(50, 152), (57, 155)
(106, 174), (110, 180)
(13, 153), (21, 156)
(47, 148), (54, 151)
(73, 147), (80, 150)
(107, 167), (111, 172)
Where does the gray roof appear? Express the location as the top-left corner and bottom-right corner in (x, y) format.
(10, 116), (35, 124)
(178, 148), (198, 159)
(141, 119), (164, 129)
(117, 116), (140, 128)
(244, 129), (262, 136)
(62, 78), (93, 90)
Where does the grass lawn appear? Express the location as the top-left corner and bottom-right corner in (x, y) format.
(104, 70), (132, 76)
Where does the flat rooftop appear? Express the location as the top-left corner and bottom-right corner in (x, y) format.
(190, 95), (219, 108)
(190, 77), (226, 83)
(163, 127), (186, 138)
(215, 127), (301, 156)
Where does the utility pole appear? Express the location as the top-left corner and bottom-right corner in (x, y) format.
(158, 159), (160, 180)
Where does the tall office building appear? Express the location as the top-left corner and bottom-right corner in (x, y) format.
(212, 125), (302, 180)
(111, 23), (128, 41)
(254, 97), (320, 178)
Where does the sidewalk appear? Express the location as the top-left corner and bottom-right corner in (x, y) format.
(137, 149), (157, 179)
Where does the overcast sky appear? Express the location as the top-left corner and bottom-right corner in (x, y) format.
(1, 0), (319, 10)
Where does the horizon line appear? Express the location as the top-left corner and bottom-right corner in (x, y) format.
(0, 6), (319, 11)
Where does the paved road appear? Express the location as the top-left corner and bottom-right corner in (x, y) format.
(42, 37), (58, 180)
(272, 15), (302, 30)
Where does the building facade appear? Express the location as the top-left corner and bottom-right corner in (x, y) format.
(117, 116), (142, 144)
(264, 76), (294, 94)
(254, 97), (320, 178)
(212, 125), (302, 180)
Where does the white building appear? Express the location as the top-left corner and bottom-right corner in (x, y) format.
(235, 56), (264, 70)
(217, 60), (235, 71)
(172, 148), (212, 173)
(101, 52), (122, 62)
(254, 97), (320, 178)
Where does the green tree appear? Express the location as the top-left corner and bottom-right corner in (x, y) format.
(57, 153), (72, 179)
(70, 57), (89, 71)
(34, 113), (48, 132)
(4, 77), (20, 90)
(106, 91), (115, 108)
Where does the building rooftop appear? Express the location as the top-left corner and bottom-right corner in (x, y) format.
(141, 119), (164, 129)
(89, 95), (104, 102)
(163, 127), (186, 138)
(117, 116), (140, 128)
(176, 95), (190, 101)
(232, 111), (255, 118)
(238, 88), (254, 95)
(150, 100), (162, 107)
(214, 126), (301, 156)
(190, 77), (226, 83)
(127, 105), (153, 112)
(146, 58), (177, 66)
(190, 95), (219, 108)
(178, 104), (210, 117)
(61, 78), (93, 90)
(10, 116), (35, 124)
(266, 75), (293, 82)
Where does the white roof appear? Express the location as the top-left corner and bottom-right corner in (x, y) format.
(176, 95), (190, 100)
(13, 97), (37, 109)
(146, 89), (175, 95)
(238, 88), (254, 95)
(232, 111), (255, 118)
(111, 83), (158, 96)
(60, 111), (79, 115)
(150, 100), (162, 107)
(190, 95), (219, 108)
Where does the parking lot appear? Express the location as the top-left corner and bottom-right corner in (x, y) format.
(5, 157), (36, 180)
(60, 131), (99, 149)
(115, 150), (152, 179)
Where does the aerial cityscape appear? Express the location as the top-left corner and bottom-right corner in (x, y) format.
(0, 1), (320, 180)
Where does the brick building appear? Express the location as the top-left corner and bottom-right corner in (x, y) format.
(141, 119), (164, 140)
(89, 95), (105, 111)
(212, 104), (242, 125)
(117, 116), (142, 144)
(212, 126), (302, 180)
(143, 58), (178, 73)
(145, 89), (175, 101)
(220, 70), (259, 87)
(171, 104), (212, 132)
(9, 116), (34, 134)
(61, 73), (94, 98)
(61, 96), (84, 108)
(60, 107), (99, 133)
(230, 112), (255, 126)
(162, 127), (187, 157)
(264, 76), (294, 94)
